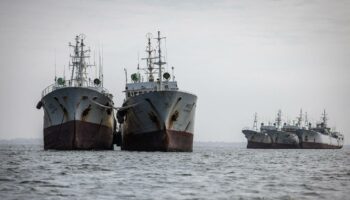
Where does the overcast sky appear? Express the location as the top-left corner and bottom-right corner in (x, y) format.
(0, 0), (349, 144)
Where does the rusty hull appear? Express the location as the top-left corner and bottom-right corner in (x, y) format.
(247, 140), (342, 149)
(122, 129), (193, 152)
(244, 129), (343, 149)
(120, 90), (197, 152)
(247, 141), (299, 149)
(243, 129), (300, 149)
(40, 87), (115, 150)
(44, 120), (113, 150)
(246, 141), (272, 149)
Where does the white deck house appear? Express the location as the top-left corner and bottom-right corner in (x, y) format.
(125, 81), (178, 98)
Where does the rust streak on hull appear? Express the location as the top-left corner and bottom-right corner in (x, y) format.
(44, 120), (113, 150)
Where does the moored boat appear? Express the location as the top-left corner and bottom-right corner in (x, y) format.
(117, 32), (197, 152)
(242, 113), (275, 148)
(37, 34), (116, 150)
(297, 110), (344, 149)
(243, 111), (300, 149)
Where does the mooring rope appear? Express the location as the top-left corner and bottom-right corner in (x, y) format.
(89, 99), (138, 111)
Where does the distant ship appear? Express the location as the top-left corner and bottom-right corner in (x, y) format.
(297, 110), (344, 149)
(243, 110), (344, 149)
(117, 31), (197, 151)
(242, 111), (299, 148)
(267, 110), (300, 148)
(242, 113), (275, 148)
(36, 34), (116, 150)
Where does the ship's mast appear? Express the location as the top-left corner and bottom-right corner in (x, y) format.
(276, 110), (282, 129)
(304, 112), (309, 128)
(145, 34), (154, 82)
(322, 109), (328, 126)
(124, 68), (128, 84)
(69, 36), (79, 84)
(78, 36), (85, 86)
(253, 112), (258, 131)
(153, 31), (166, 91)
(100, 46), (104, 87)
(99, 49), (102, 85)
(297, 109), (303, 127)
(69, 34), (91, 87)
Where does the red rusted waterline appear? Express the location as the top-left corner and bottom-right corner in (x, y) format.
(122, 130), (193, 152)
(44, 120), (113, 150)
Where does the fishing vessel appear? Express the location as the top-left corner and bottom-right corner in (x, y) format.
(267, 110), (300, 148)
(242, 111), (300, 148)
(37, 34), (116, 150)
(297, 110), (344, 149)
(117, 31), (197, 151)
(242, 113), (275, 148)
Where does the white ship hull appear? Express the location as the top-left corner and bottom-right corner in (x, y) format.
(298, 130), (343, 149)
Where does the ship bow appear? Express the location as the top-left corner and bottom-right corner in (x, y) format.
(121, 91), (197, 152)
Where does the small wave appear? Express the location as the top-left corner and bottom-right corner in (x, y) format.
(302, 192), (320, 197)
(40, 184), (70, 188)
(0, 178), (12, 182)
(179, 173), (192, 176)
(19, 180), (49, 184)
(1, 144), (349, 199)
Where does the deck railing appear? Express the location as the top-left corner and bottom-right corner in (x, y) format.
(41, 79), (109, 97)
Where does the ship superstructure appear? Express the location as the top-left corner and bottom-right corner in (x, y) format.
(37, 34), (116, 150)
(117, 31), (197, 151)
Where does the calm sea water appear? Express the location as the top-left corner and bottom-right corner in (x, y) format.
(0, 143), (349, 200)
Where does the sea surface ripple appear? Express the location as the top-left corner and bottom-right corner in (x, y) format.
(0, 143), (349, 200)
